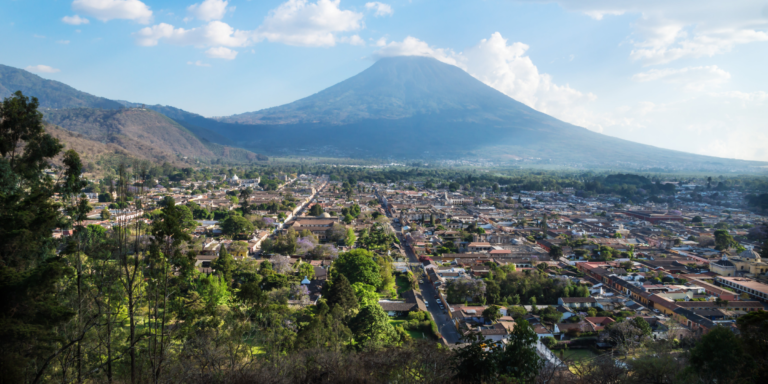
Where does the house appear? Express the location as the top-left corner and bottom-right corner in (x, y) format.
(467, 242), (493, 253)
(284, 217), (339, 240)
(584, 317), (616, 331)
(478, 323), (510, 342)
(556, 321), (592, 339)
(379, 289), (427, 317)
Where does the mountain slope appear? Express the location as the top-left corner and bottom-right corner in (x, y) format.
(43, 108), (266, 164)
(0, 64), (123, 109)
(214, 56), (764, 170)
(222, 56), (546, 126)
(0, 64), (266, 165)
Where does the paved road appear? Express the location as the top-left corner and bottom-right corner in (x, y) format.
(397, 232), (462, 344)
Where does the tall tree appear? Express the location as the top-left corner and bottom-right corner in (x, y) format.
(687, 325), (750, 383)
(349, 303), (397, 347)
(0, 91), (88, 383)
(213, 246), (235, 286)
(324, 274), (358, 318)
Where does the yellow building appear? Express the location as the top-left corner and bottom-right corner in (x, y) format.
(710, 250), (768, 278)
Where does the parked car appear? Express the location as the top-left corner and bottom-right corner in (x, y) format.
(425, 301), (429, 307)
(419, 280), (424, 284)
(437, 299), (442, 304)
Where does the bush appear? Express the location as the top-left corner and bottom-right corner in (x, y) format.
(568, 337), (597, 348)
(542, 336), (557, 349)
(408, 311), (429, 322)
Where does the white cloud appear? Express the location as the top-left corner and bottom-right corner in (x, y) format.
(72, 0), (153, 24)
(62, 15), (90, 25)
(25, 65), (60, 74)
(340, 34), (365, 46)
(254, 0), (364, 47)
(187, 0), (231, 22)
(187, 60), (211, 67)
(632, 65), (731, 91)
(57, 40), (71, 44)
(133, 21), (250, 47)
(522, 0), (768, 65)
(374, 33), (599, 130)
(373, 36), (461, 66)
(365, 2), (393, 17)
(205, 46), (238, 59)
(33, 34), (46, 39)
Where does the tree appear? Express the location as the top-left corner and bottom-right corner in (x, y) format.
(334, 249), (381, 288)
(632, 316), (652, 337)
(101, 208), (111, 220)
(603, 320), (648, 356)
(309, 204), (324, 216)
(212, 247), (235, 286)
(452, 319), (542, 383)
(221, 215), (254, 237)
(345, 228), (356, 247)
(239, 187), (252, 214)
(482, 305), (502, 323)
(687, 326), (749, 383)
(541, 336), (557, 349)
(325, 274), (359, 318)
(325, 223), (348, 243)
(507, 306), (527, 319)
(549, 245), (563, 259)
(714, 229), (737, 251)
(349, 304), (397, 347)
(692, 216), (703, 224)
(297, 262), (315, 280)
(0, 91), (89, 383)
(736, 310), (768, 382)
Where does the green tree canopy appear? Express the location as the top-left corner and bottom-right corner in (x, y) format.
(325, 274), (359, 318)
(309, 204), (324, 216)
(349, 303), (397, 347)
(221, 215), (255, 237)
(687, 325), (749, 383)
(334, 249), (381, 288)
(482, 305), (502, 323)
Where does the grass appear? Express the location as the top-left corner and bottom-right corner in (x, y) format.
(395, 275), (414, 297)
(389, 317), (429, 340)
(559, 348), (600, 369)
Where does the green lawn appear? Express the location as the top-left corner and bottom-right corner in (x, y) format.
(389, 317), (428, 340)
(560, 349), (599, 364)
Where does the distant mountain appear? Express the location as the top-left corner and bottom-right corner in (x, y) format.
(1, 60), (763, 171)
(0, 64), (123, 109)
(215, 56), (765, 170)
(0, 64), (266, 167)
(43, 108), (265, 165)
(222, 56), (544, 126)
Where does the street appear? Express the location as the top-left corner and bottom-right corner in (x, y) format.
(397, 231), (462, 344)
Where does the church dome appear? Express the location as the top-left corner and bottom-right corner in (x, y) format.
(739, 249), (761, 260)
(320, 212), (331, 218)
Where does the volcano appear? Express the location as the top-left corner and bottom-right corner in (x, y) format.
(212, 56), (757, 169)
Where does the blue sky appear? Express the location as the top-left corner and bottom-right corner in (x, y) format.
(1, 0), (767, 161)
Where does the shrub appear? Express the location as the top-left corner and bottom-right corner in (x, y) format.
(542, 336), (557, 349)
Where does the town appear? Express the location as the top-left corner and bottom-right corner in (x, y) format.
(43, 158), (768, 382)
